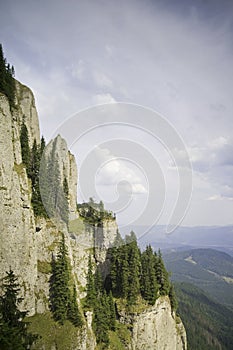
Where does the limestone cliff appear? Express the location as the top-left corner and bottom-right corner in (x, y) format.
(0, 80), (187, 350)
(126, 297), (186, 350)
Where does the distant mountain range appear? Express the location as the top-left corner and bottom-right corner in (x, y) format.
(163, 248), (233, 349)
(123, 225), (233, 255)
(163, 248), (233, 309)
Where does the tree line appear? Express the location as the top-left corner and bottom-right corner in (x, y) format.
(0, 44), (15, 109)
(85, 230), (178, 347)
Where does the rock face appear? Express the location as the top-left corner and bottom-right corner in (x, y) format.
(0, 86), (38, 314)
(0, 80), (187, 350)
(130, 297), (187, 350)
(43, 135), (78, 219)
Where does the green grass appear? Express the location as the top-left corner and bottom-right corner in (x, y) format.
(69, 217), (85, 234)
(13, 162), (25, 177)
(115, 296), (152, 315)
(95, 323), (132, 350)
(37, 260), (52, 274)
(26, 312), (84, 350)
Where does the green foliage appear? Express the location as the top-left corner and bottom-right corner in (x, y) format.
(20, 121), (30, 172)
(0, 44), (15, 108)
(0, 269), (38, 349)
(77, 198), (115, 227)
(19, 129), (48, 217)
(169, 283), (178, 312)
(26, 312), (83, 350)
(175, 282), (233, 350)
(67, 285), (83, 327)
(109, 234), (170, 306)
(49, 234), (82, 327)
(93, 291), (110, 347)
(37, 260), (52, 274)
(140, 245), (158, 305)
(30, 138), (47, 217)
(155, 249), (170, 295)
(164, 248), (233, 308)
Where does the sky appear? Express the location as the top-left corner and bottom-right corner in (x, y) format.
(1, 0), (233, 229)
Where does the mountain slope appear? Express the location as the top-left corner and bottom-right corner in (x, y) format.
(174, 282), (233, 350)
(164, 248), (233, 309)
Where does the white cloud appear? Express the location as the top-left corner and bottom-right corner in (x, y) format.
(92, 93), (116, 105)
(94, 147), (147, 194)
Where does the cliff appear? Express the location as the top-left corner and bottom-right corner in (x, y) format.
(0, 80), (187, 350)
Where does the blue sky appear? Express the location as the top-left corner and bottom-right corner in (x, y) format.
(1, 0), (233, 228)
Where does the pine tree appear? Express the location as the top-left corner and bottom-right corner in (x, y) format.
(94, 268), (103, 297)
(108, 291), (116, 331)
(140, 245), (158, 305)
(0, 44), (15, 108)
(0, 269), (37, 349)
(109, 230), (123, 295)
(49, 234), (71, 324)
(127, 232), (141, 305)
(67, 285), (83, 327)
(169, 284), (178, 312)
(20, 121), (30, 172)
(93, 292), (110, 346)
(120, 244), (129, 298)
(155, 249), (170, 296)
(40, 136), (46, 155)
(0, 44), (6, 95)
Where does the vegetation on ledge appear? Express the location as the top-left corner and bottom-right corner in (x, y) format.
(77, 198), (116, 227)
(0, 44), (15, 109)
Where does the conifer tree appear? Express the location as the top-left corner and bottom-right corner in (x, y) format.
(40, 136), (46, 155)
(127, 232), (141, 305)
(20, 121), (30, 172)
(0, 269), (37, 349)
(67, 285), (83, 327)
(93, 292), (110, 346)
(49, 234), (71, 324)
(108, 291), (116, 331)
(0, 44), (15, 108)
(140, 245), (158, 304)
(169, 283), (178, 312)
(109, 230), (123, 295)
(94, 267), (103, 297)
(155, 249), (170, 296)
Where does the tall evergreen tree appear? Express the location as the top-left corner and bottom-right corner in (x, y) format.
(67, 285), (83, 327)
(0, 44), (15, 108)
(49, 234), (71, 324)
(155, 249), (170, 296)
(108, 291), (116, 331)
(93, 291), (110, 347)
(140, 245), (158, 305)
(20, 121), (30, 172)
(0, 269), (37, 349)
(126, 232), (141, 305)
(169, 283), (178, 312)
